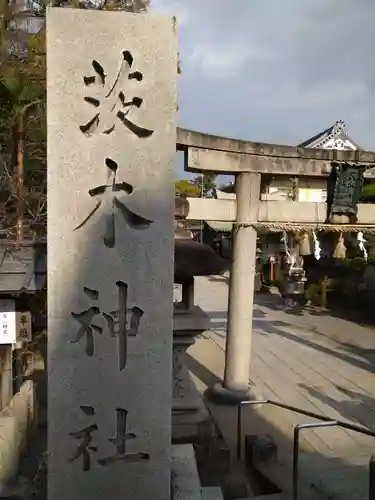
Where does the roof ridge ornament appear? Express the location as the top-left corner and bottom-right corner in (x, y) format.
(333, 119), (347, 134)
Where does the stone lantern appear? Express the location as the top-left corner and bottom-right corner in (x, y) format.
(172, 195), (229, 442)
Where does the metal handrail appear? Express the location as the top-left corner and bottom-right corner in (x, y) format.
(237, 399), (375, 500)
(293, 421), (338, 500)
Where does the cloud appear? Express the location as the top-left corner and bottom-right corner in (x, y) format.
(187, 44), (272, 74)
(253, 81), (368, 111)
(150, 0), (375, 165)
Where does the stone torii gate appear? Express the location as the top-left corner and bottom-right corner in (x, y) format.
(177, 128), (375, 402)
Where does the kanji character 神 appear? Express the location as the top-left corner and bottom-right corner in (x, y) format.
(70, 283), (144, 370)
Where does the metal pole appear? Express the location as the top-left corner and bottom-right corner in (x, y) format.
(293, 422), (337, 500)
(240, 399), (375, 438)
(237, 400), (267, 461)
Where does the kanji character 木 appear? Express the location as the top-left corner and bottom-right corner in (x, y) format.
(74, 158), (153, 248)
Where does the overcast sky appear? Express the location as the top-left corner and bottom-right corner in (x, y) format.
(150, 0), (375, 180)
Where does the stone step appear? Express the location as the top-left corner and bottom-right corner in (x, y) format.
(248, 443), (371, 500)
(297, 452), (371, 500)
(253, 495), (289, 500)
(200, 486), (223, 500)
(244, 434), (326, 500)
(242, 402), (372, 500)
(250, 455), (332, 500)
(172, 444), (202, 500)
(237, 494), (290, 500)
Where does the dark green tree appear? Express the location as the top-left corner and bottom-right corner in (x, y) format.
(192, 173), (217, 197)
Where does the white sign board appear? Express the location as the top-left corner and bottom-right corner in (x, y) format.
(0, 299), (16, 344)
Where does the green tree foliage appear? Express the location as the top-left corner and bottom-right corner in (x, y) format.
(360, 182), (375, 203)
(175, 179), (201, 198)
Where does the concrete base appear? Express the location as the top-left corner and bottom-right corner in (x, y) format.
(0, 381), (35, 496)
(208, 383), (263, 405)
(172, 400), (211, 443)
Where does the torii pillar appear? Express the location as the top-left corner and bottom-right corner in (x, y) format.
(177, 129), (375, 402)
(223, 172), (260, 395)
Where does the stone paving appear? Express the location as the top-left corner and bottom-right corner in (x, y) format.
(188, 276), (375, 499)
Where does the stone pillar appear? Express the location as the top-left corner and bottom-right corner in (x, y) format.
(47, 8), (176, 500)
(181, 278), (195, 312)
(174, 277), (195, 314)
(214, 172), (261, 400)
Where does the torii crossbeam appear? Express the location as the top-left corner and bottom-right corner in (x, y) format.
(177, 128), (375, 402)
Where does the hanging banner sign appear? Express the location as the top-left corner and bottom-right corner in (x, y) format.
(16, 312), (32, 342)
(328, 164), (365, 221)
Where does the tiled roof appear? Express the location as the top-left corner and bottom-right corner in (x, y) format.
(0, 242), (46, 293)
(205, 221), (233, 232)
(298, 120), (360, 150)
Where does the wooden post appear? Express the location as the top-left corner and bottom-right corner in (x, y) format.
(321, 276), (329, 309)
(1, 346), (13, 409)
(214, 172), (261, 399)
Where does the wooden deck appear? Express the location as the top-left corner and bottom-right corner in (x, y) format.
(189, 276), (375, 498)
